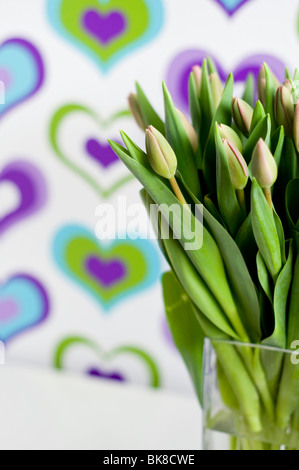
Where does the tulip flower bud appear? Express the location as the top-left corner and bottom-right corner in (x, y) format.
(251, 138), (278, 188)
(191, 65), (202, 96)
(258, 76), (267, 107)
(221, 139), (249, 190)
(128, 93), (147, 131)
(176, 108), (198, 153)
(258, 64), (280, 106)
(294, 98), (299, 152)
(210, 73), (223, 111)
(283, 79), (293, 93)
(275, 85), (295, 138)
(218, 124), (242, 153)
(145, 125), (177, 179)
(232, 97), (253, 137)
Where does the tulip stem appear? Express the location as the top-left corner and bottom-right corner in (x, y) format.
(169, 176), (188, 205)
(263, 187), (273, 211)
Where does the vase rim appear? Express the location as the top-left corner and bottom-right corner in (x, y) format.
(205, 337), (295, 355)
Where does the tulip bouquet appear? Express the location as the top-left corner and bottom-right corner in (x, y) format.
(110, 59), (299, 450)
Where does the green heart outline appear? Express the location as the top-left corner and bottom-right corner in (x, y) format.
(66, 235), (148, 304)
(54, 335), (160, 387)
(49, 104), (134, 198)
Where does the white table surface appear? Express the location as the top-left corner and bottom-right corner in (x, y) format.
(0, 364), (202, 450)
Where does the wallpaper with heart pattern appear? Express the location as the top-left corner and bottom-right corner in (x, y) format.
(0, 0), (298, 394)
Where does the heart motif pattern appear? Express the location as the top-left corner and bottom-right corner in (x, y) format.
(53, 225), (162, 311)
(54, 336), (160, 387)
(0, 38), (44, 118)
(212, 0), (253, 16)
(166, 49), (286, 113)
(85, 138), (120, 168)
(0, 274), (50, 343)
(47, 0), (164, 72)
(0, 161), (48, 236)
(50, 104), (134, 198)
(88, 367), (125, 381)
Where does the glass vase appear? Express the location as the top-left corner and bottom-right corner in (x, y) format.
(202, 339), (299, 450)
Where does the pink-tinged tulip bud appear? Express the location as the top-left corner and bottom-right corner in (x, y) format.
(128, 93), (147, 131)
(210, 73), (223, 111)
(176, 108), (198, 153)
(258, 65), (280, 106)
(222, 139), (249, 190)
(275, 85), (295, 138)
(294, 99), (299, 152)
(191, 65), (202, 96)
(232, 97), (253, 137)
(145, 125), (177, 179)
(258, 76), (267, 107)
(251, 138), (278, 188)
(218, 124), (242, 153)
(283, 79), (293, 93)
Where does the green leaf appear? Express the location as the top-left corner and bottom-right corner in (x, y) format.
(188, 72), (201, 135)
(264, 241), (294, 348)
(242, 73), (255, 108)
(188, 72), (202, 168)
(272, 126), (285, 167)
(162, 271), (206, 405)
(161, 234), (239, 339)
(202, 73), (234, 191)
(256, 251), (273, 303)
(199, 59), (214, 146)
(207, 56), (217, 74)
(136, 82), (165, 135)
(276, 254), (299, 429)
(264, 63), (277, 128)
(280, 138), (297, 189)
(162, 81), (201, 198)
(204, 194), (224, 224)
(286, 253), (299, 345)
(244, 114), (271, 163)
(273, 209), (286, 265)
(234, 214), (257, 268)
(216, 360), (239, 410)
(215, 124), (244, 236)
(286, 179), (299, 231)
(250, 101), (266, 133)
(140, 189), (170, 263)
(251, 178), (282, 280)
(178, 174), (261, 342)
(120, 130), (150, 168)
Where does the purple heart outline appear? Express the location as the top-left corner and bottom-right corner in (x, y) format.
(0, 38), (45, 119)
(88, 367), (125, 382)
(85, 138), (119, 168)
(85, 255), (127, 287)
(82, 9), (127, 44)
(0, 160), (48, 236)
(213, 0), (253, 16)
(166, 49), (286, 113)
(0, 273), (50, 343)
